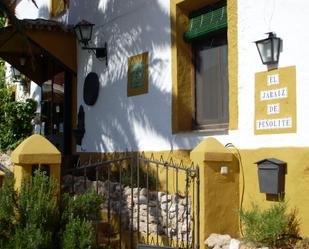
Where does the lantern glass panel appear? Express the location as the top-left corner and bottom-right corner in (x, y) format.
(74, 26), (82, 43)
(272, 38), (280, 63)
(257, 39), (272, 64)
(11, 66), (20, 77)
(80, 25), (92, 44)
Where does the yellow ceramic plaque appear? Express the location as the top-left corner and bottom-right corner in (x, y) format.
(127, 52), (148, 97)
(255, 66), (296, 135)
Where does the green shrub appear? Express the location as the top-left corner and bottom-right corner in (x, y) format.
(240, 202), (300, 248)
(18, 171), (59, 230)
(0, 171), (104, 249)
(6, 171), (59, 249)
(60, 189), (104, 249)
(295, 237), (309, 249)
(0, 174), (16, 247)
(61, 189), (104, 225)
(62, 217), (94, 249)
(8, 224), (52, 249)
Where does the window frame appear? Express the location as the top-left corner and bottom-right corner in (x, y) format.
(192, 30), (229, 132)
(170, 0), (238, 134)
(50, 0), (69, 17)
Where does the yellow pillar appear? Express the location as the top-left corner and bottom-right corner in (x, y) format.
(190, 138), (239, 249)
(11, 134), (61, 190)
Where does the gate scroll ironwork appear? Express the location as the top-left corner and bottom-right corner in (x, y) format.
(64, 154), (200, 249)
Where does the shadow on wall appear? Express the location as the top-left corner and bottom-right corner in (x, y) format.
(37, 5), (50, 19)
(50, 0), (201, 152)
(15, 0), (50, 19)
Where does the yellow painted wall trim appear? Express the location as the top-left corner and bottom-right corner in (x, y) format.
(254, 66), (296, 134)
(78, 150), (192, 166)
(204, 152), (234, 162)
(127, 52), (149, 97)
(11, 134), (62, 190)
(227, 0), (238, 130)
(238, 147), (309, 237)
(171, 0), (238, 133)
(78, 146), (309, 238)
(50, 0), (69, 17)
(190, 137), (235, 162)
(11, 134), (61, 164)
(171, 1), (192, 133)
(190, 137), (240, 247)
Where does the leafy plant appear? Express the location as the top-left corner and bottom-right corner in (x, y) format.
(62, 217), (94, 249)
(295, 237), (309, 249)
(0, 171), (104, 249)
(60, 189), (104, 249)
(8, 224), (53, 249)
(19, 169), (59, 226)
(0, 171), (59, 249)
(240, 202), (300, 248)
(61, 189), (104, 225)
(0, 174), (16, 247)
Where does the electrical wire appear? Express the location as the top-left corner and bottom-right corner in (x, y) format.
(225, 142), (245, 236)
(263, 0), (276, 32)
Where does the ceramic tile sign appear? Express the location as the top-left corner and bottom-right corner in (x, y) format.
(255, 66), (296, 135)
(127, 52), (148, 97)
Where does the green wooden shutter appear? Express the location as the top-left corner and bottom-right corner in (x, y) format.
(185, 3), (227, 42)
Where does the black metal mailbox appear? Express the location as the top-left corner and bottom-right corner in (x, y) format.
(255, 158), (286, 194)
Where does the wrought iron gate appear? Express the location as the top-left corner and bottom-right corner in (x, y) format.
(64, 154), (199, 249)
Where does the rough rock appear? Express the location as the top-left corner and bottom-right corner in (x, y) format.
(161, 194), (172, 203)
(205, 233), (231, 249)
(229, 239), (240, 249)
(0, 153), (11, 167)
(61, 176), (193, 241)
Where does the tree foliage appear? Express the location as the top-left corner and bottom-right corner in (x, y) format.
(0, 57), (37, 151)
(0, 83), (37, 151)
(0, 16), (37, 151)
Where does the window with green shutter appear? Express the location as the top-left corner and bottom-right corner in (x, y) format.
(189, 1), (229, 130)
(185, 1), (227, 42)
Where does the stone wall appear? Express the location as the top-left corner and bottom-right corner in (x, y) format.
(62, 175), (193, 242)
(0, 153), (11, 167)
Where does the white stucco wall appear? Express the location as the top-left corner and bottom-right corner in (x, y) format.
(15, 0), (50, 19)
(234, 0), (309, 149)
(175, 0), (309, 151)
(70, 0), (309, 152)
(16, 0), (309, 152)
(67, 0), (173, 152)
(30, 82), (41, 113)
(15, 0), (45, 117)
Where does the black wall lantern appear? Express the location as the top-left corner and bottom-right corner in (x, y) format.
(74, 20), (108, 66)
(255, 32), (281, 65)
